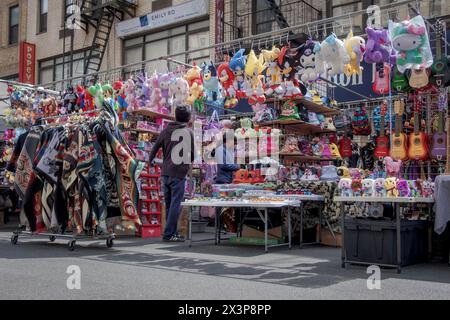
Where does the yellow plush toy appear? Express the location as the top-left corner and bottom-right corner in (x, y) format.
(384, 177), (399, 197)
(244, 50), (266, 105)
(344, 31), (366, 76)
(337, 166), (350, 178)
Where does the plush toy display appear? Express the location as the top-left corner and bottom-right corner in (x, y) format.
(397, 179), (411, 197)
(275, 46), (302, 98)
(186, 82), (204, 113)
(297, 39), (319, 84)
(337, 166), (351, 179)
(158, 73), (173, 111)
(384, 177), (399, 197)
(169, 77), (189, 107)
(63, 86), (79, 113)
(217, 61), (238, 108)
(244, 50), (266, 105)
(364, 27), (396, 64)
(314, 33), (350, 77)
(351, 179), (363, 196)
(374, 178), (386, 197)
(201, 61), (223, 108)
(344, 31), (366, 76)
(88, 83), (104, 109)
(384, 156), (402, 178)
(261, 46), (281, 95)
(361, 178), (375, 197)
(148, 72), (163, 112)
(422, 179), (434, 198)
(389, 15), (433, 73)
(338, 178), (353, 197)
(229, 49), (247, 98)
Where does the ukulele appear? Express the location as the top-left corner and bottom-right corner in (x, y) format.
(431, 88), (448, 160)
(372, 63), (391, 94)
(409, 67), (430, 89)
(407, 96), (429, 161)
(431, 19), (450, 87)
(338, 134), (353, 158)
(390, 99), (408, 161)
(392, 68), (410, 92)
(374, 101), (390, 159)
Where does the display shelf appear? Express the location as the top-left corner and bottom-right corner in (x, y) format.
(334, 196), (435, 203)
(261, 119), (335, 135)
(279, 152), (335, 162)
(129, 128), (160, 135)
(265, 97), (341, 115)
(131, 109), (175, 120)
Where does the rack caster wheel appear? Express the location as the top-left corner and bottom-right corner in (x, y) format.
(68, 240), (76, 251)
(106, 238), (114, 248)
(49, 236), (56, 242)
(11, 234), (18, 245)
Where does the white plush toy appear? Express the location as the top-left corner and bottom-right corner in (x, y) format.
(338, 178), (353, 197)
(169, 77), (189, 106)
(374, 178), (386, 197)
(361, 179), (375, 197)
(314, 33), (350, 77)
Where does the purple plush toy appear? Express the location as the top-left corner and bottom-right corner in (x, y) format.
(364, 27), (396, 64)
(397, 179), (411, 197)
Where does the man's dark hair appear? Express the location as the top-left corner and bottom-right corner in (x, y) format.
(175, 105), (191, 123)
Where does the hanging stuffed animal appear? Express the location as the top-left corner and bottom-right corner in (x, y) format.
(261, 46), (281, 96)
(148, 72), (163, 113)
(102, 83), (115, 109)
(158, 73), (173, 112)
(185, 64), (203, 87)
(314, 33), (350, 77)
(389, 15), (433, 73)
(364, 27), (396, 64)
(124, 78), (138, 113)
(63, 85), (78, 113)
(217, 61), (238, 108)
(113, 81), (128, 119)
(229, 49), (247, 99)
(169, 77), (189, 107)
(186, 82), (204, 113)
(296, 39), (319, 84)
(244, 50), (266, 105)
(201, 61), (223, 109)
(88, 83), (104, 109)
(344, 31), (366, 76)
(275, 46), (302, 98)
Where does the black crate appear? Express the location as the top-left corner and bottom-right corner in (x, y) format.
(344, 218), (428, 267)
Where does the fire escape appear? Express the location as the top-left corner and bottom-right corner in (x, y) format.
(224, 0), (322, 45)
(64, 0), (137, 77)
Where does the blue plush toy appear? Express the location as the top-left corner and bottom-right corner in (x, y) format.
(201, 62), (224, 110)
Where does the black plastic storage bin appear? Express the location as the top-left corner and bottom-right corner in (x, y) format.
(344, 218), (428, 267)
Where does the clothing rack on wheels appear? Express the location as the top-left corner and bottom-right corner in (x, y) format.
(8, 105), (137, 251)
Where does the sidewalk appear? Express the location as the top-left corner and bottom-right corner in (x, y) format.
(0, 230), (450, 300)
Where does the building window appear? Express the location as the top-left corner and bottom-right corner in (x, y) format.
(39, 0), (48, 33)
(9, 5), (19, 45)
(123, 21), (210, 74)
(253, 0), (281, 35)
(38, 50), (98, 90)
(63, 0), (73, 26)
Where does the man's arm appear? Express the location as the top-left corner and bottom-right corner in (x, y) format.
(149, 133), (163, 164)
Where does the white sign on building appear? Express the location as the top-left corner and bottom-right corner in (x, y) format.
(116, 0), (209, 38)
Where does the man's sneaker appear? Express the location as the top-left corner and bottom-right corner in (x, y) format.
(163, 234), (186, 242)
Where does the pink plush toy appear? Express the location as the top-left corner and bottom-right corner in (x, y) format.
(169, 77), (189, 107)
(148, 72), (163, 112)
(124, 79), (139, 112)
(384, 156), (402, 178)
(396, 179), (411, 197)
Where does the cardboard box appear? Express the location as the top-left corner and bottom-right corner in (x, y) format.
(241, 225), (283, 240)
(321, 229), (342, 247)
(161, 204), (189, 237)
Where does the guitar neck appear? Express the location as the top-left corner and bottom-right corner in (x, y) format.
(380, 117), (385, 137)
(446, 115), (450, 174)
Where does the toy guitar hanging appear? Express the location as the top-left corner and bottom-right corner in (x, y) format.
(372, 63), (391, 94)
(407, 95), (429, 161)
(374, 101), (390, 159)
(391, 67), (410, 92)
(390, 99), (408, 161)
(431, 88), (448, 160)
(430, 19), (450, 87)
(408, 67), (430, 89)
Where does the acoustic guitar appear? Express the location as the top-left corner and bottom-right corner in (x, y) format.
(374, 101), (390, 159)
(431, 19), (450, 87)
(431, 88), (447, 160)
(407, 96), (429, 161)
(390, 99), (408, 161)
(409, 67), (430, 89)
(372, 63), (391, 94)
(392, 68), (410, 92)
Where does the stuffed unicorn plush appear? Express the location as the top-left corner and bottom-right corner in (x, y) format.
(148, 72), (163, 112)
(364, 27), (396, 64)
(389, 15), (433, 73)
(296, 39), (319, 84)
(361, 178), (375, 197)
(169, 77), (189, 107)
(158, 73), (173, 108)
(314, 33), (350, 77)
(344, 31), (366, 76)
(124, 79), (139, 112)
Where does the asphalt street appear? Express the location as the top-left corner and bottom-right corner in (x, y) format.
(1, 229), (450, 300)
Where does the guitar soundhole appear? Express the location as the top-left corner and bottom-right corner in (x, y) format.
(437, 138), (444, 144)
(414, 137), (421, 145)
(394, 140), (401, 147)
